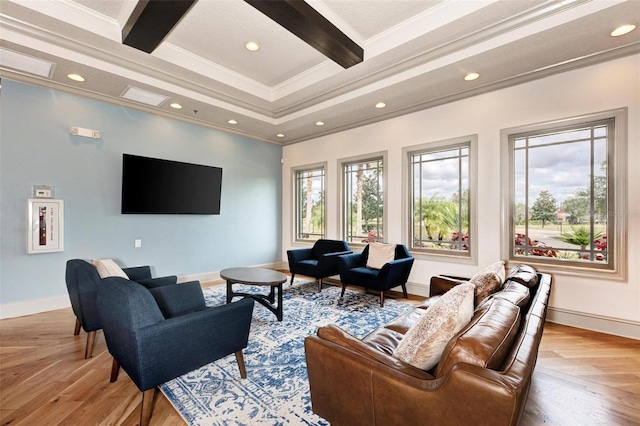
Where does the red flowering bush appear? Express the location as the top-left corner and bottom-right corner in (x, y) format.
(514, 233), (558, 257)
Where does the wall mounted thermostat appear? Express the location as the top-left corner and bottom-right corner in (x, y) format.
(33, 185), (54, 198)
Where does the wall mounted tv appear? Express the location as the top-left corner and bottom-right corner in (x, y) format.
(121, 154), (222, 214)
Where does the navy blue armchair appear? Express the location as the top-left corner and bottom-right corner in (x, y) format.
(287, 239), (351, 291)
(97, 277), (254, 426)
(337, 244), (414, 307)
(64, 259), (177, 358)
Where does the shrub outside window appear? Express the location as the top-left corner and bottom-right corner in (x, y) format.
(342, 156), (384, 244)
(294, 166), (325, 241)
(502, 109), (627, 279)
(409, 141), (472, 257)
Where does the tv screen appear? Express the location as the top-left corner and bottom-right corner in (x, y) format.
(121, 154), (222, 214)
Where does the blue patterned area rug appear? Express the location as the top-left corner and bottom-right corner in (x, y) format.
(159, 278), (413, 425)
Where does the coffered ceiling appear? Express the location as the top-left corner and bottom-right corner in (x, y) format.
(1, 0), (638, 145)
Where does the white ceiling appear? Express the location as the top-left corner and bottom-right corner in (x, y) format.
(1, 0), (639, 145)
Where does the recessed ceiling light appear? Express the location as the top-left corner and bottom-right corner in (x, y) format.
(245, 42), (260, 51)
(375, 102), (386, 109)
(67, 73), (85, 82)
(169, 103), (182, 109)
(611, 24), (636, 37)
(277, 133), (285, 138)
(464, 72), (480, 81)
(315, 121), (325, 126)
(228, 119), (238, 125)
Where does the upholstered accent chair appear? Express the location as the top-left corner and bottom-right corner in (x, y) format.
(64, 259), (177, 358)
(97, 277), (254, 426)
(287, 239), (351, 291)
(337, 244), (414, 307)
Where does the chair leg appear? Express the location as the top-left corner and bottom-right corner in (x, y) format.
(340, 283), (347, 298)
(235, 350), (247, 379)
(379, 291), (385, 307)
(140, 388), (156, 426)
(317, 278), (322, 292)
(74, 318), (81, 336)
(110, 358), (120, 383)
(401, 283), (408, 299)
(84, 330), (96, 359)
(290, 273), (295, 285)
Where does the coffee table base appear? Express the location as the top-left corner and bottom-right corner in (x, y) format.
(226, 283), (283, 321)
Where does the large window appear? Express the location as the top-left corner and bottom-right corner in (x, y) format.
(294, 165), (325, 241)
(502, 109), (627, 278)
(406, 137), (475, 258)
(341, 155), (385, 244)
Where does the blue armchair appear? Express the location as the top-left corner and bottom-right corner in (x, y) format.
(97, 277), (254, 426)
(337, 244), (414, 307)
(64, 259), (177, 358)
(287, 239), (351, 291)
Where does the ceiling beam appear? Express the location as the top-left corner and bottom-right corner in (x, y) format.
(244, 0), (364, 69)
(122, 0), (197, 53)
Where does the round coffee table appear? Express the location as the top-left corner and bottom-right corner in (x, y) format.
(221, 267), (288, 321)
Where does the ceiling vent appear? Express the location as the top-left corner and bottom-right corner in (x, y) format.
(0, 48), (55, 78)
(120, 86), (169, 106)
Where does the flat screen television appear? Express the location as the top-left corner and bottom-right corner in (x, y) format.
(121, 154), (222, 214)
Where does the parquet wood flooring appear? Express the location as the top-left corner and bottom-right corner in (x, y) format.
(1, 280), (638, 425)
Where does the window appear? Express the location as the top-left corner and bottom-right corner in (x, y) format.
(294, 165), (326, 241)
(341, 155), (385, 244)
(406, 137), (475, 258)
(502, 109), (627, 278)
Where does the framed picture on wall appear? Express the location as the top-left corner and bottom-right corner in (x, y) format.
(27, 199), (64, 254)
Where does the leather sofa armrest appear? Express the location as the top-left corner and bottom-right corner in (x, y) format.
(429, 275), (469, 297)
(316, 324), (433, 380)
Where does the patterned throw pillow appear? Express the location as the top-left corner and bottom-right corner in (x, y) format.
(366, 243), (397, 269)
(469, 260), (505, 305)
(393, 282), (475, 370)
(91, 258), (128, 279)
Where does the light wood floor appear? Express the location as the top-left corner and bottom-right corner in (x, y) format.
(1, 281), (639, 425)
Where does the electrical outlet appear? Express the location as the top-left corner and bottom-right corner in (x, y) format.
(134, 239), (142, 248)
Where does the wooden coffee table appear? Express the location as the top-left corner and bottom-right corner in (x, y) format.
(221, 267), (288, 321)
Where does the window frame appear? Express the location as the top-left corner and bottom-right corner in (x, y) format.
(402, 135), (478, 263)
(338, 152), (387, 246)
(292, 162), (327, 243)
(500, 108), (628, 280)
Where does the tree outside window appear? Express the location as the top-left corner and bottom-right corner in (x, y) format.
(294, 166), (325, 241)
(342, 157), (384, 244)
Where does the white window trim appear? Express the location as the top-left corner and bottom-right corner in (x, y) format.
(500, 108), (628, 281)
(338, 151), (388, 247)
(402, 135), (478, 265)
(291, 162), (328, 245)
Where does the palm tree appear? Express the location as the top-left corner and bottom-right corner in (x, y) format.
(560, 226), (603, 249)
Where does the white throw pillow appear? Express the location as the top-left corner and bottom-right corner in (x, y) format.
(366, 243), (396, 269)
(92, 258), (128, 279)
(393, 282), (475, 370)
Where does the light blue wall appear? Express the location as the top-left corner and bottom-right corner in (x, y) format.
(0, 79), (282, 305)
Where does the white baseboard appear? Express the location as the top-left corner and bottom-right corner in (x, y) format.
(1, 295), (71, 319)
(546, 307), (640, 340)
(1, 262), (290, 319)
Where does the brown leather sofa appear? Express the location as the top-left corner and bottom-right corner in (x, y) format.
(304, 264), (552, 425)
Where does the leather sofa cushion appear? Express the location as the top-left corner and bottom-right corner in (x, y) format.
(317, 324), (434, 380)
(494, 280), (531, 308)
(435, 298), (521, 378)
(507, 264), (538, 288)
